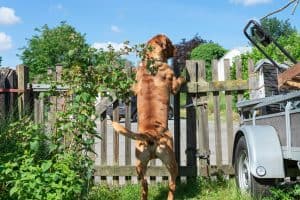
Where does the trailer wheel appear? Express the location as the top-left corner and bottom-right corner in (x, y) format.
(234, 136), (275, 198)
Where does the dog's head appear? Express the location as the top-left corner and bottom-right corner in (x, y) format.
(145, 34), (175, 62)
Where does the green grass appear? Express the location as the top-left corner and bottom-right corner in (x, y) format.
(88, 177), (252, 200)
(89, 177), (300, 200)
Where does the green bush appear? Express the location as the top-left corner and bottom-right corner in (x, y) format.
(190, 43), (227, 81)
(0, 118), (85, 200)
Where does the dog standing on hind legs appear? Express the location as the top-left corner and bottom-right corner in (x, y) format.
(112, 34), (185, 200)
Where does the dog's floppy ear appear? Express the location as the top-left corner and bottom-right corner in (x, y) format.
(154, 34), (175, 58)
(164, 37), (175, 58)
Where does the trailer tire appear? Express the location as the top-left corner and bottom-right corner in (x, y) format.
(234, 136), (275, 198)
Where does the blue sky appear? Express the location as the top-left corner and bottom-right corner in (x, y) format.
(0, 0), (300, 67)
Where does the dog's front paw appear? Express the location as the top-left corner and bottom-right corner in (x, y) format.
(178, 76), (186, 84)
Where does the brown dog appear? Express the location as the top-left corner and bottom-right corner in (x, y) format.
(112, 34), (185, 200)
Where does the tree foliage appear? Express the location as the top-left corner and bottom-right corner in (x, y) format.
(173, 35), (206, 71)
(19, 22), (91, 80)
(261, 17), (297, 40)
(190, 42), (227, 80)
(248, 17), (299, 64)
(0, 56), (2, 66)
(250, 32), (300, 64)
(19, 22), (136, 101)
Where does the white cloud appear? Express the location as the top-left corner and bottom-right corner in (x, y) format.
(0, 32), (12, 51)
(0, 7), (21, 25)
(56, 3), (63, 10)
(49, 3), (67, 14)
(111, 25), (121, 33)
(230, 0), (272, 6)
(92, 42), (129, 51)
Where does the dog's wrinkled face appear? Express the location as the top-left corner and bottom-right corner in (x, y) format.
(145, 34), (175, 62)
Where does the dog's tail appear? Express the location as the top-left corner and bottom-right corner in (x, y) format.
(112, 122), (153, 141)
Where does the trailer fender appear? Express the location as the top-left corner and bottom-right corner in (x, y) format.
(233, 125), (285, 179)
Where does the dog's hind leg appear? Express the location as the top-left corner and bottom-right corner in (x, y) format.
(136, 160), (149, 200)
(136, 145), (151, 200)
(156, 139), (178, 200)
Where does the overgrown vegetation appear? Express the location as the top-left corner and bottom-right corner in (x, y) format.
(0, 22), (137, 199)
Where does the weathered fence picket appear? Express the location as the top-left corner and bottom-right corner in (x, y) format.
(224, 59), (234, 165)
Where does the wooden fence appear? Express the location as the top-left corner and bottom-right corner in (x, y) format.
(0, 59), (256, 184)
(93, 59), (254, 184)
(181, 59), (254, 177)
(0, 65), (31, 121)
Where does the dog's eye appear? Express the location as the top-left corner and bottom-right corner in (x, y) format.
(158, 41), (165, 48)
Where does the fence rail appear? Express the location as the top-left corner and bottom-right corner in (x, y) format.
(0, 59), (257, 184)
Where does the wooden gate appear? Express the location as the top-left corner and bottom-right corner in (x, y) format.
(177, 59), (252, 177)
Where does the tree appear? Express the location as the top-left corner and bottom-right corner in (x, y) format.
(19, 22), (91, 80)
(173, 35), (206, 71)
(190, 43), (227, 80)
(0, 56), (2, 67)
(249, 17), (299, 64)
(250, 32), (300, 63)
(260, 17), (297, 40)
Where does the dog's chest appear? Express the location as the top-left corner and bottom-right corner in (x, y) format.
(139, 72), (171, 93)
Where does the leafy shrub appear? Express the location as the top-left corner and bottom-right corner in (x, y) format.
(0, 118), (85, 200)
(262, 184), (300, 200)
(191, 43), (227, 81)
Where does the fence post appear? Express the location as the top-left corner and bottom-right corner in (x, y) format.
(34, 92), (40, 123)
(173, 59), (181, 178)
(100, 111), (107, 183)
(236, 58), (244, 102)
(56, 65), (64, 111)
(7, 70), (17, 118)
(17, 65), (30, 118)
(197, 60), (210, 176)
(125, 63), (132, 184)
(248, 59), (256, 100)
(185, 60), (198, 179)
(0, 68), (9, 120)
(212, 60), (222, 166)
(47, 68), (55, 132)
(113, 100), (120, 185)
(224, 59), (234, 164)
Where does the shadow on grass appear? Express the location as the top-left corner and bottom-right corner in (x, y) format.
(151, 178), (203, 200)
